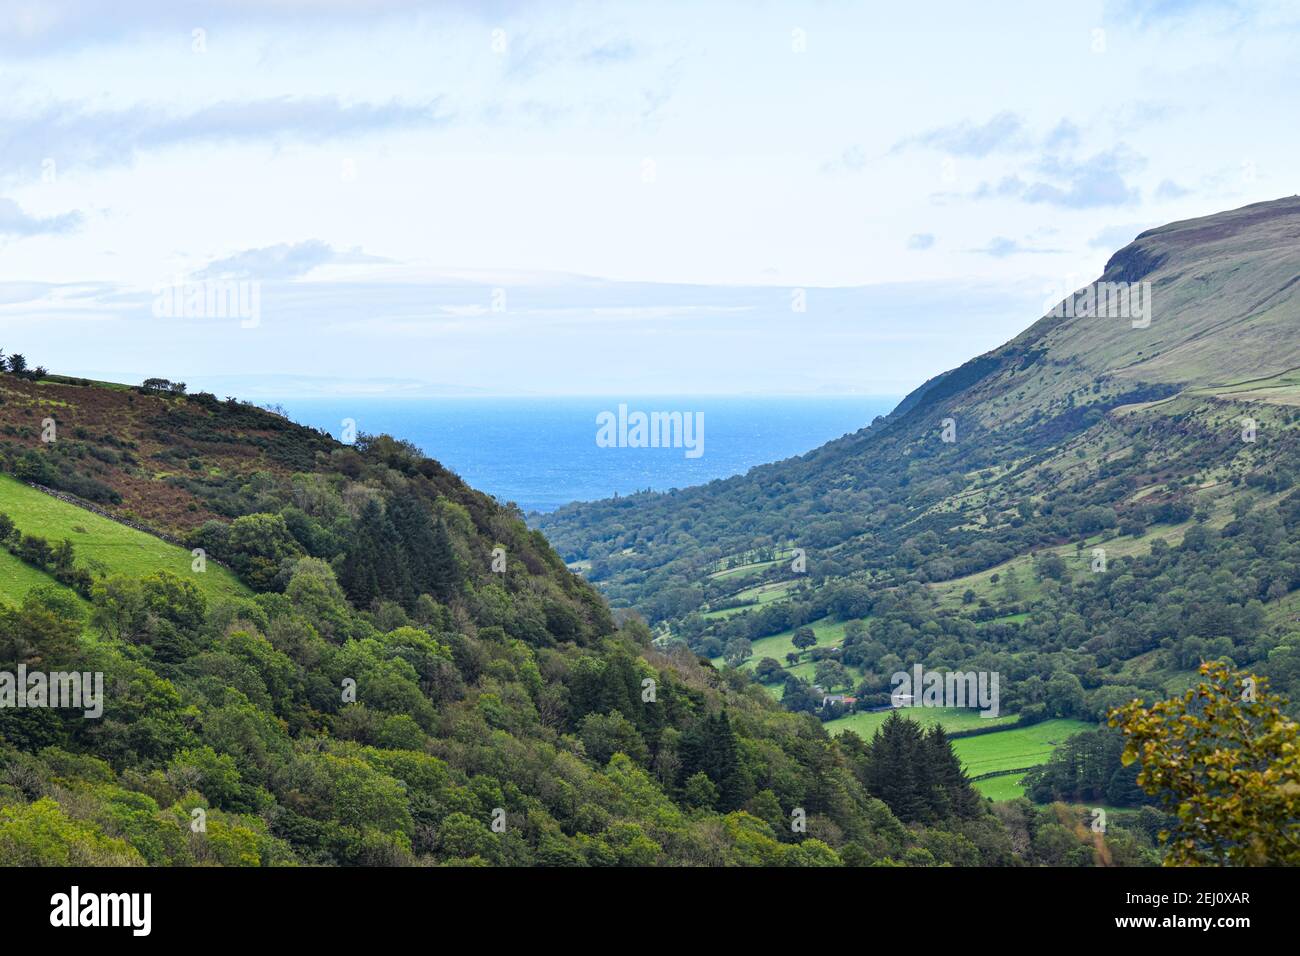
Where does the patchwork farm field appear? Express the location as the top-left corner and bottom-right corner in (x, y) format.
(0, 474), (248, 604)
(971, 773), (1028, 801)
(954, 718), (1095, 778)
(829, 709), (1096, 802)
(712, 616), (851, 673)
(703, 579), (801, 620)
(826, 706), (1018, 738)
(926, 521), (1196, 612)
(709, 559), (778, 581)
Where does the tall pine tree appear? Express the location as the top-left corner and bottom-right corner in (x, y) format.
(861, 712), (979, 823)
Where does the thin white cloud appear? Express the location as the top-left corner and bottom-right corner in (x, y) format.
(504, 31), (640, 80)
(1155, 178), (1192, 200)
(196, 240), (394, 280)
(968, 236), (1063, 257)
(966, 148), (1144, 209)
(0, 0), (511, 55)
(821, 145), (868, 175)
(0, 271), (1052, 395)
(0, 97), (451, 177)
(0, 196), (81, 236)
(892, 111), (1029, 158)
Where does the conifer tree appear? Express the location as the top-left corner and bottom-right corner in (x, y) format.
(925, 724), (980, 819)
(426, 516), (460, 601)
(389, 493), (437, 604)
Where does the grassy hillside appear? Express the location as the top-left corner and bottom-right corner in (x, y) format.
(1022, 197), (1300, 392)
(540, 197), (1300, 612)
(539, 195), (1300, 655)
(952, 719), (1095, 777)
(0, 546), (64, 605)
(0, 474), (248, 604)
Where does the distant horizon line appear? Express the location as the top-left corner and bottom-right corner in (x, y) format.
(45, 372), (909, 404)
(263, 392), (907, 400)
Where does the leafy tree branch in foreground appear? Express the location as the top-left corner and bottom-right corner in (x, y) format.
(1110, 660), (1300, 866)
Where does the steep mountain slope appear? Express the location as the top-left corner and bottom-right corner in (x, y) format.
(536, 198), (1300, 730)
(935, 194), (1300, 430)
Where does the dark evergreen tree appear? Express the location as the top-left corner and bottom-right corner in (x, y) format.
(864, 711), (928, 823)
(925, 724), (981, 819)
(858, 712), (979, 823)
(675, 711), (748, 811)
(711, 711), (749, 811)
(427, 516), (460, 601)
(389, 493), (438, 602)
(339, 499), (412, 609)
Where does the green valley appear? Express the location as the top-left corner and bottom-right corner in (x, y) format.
(539, 198), (1300, 851)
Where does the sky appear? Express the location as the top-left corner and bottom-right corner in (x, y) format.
(0, 0), (1296, 397)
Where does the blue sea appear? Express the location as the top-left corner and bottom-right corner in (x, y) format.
(276, 396), (899, 513)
